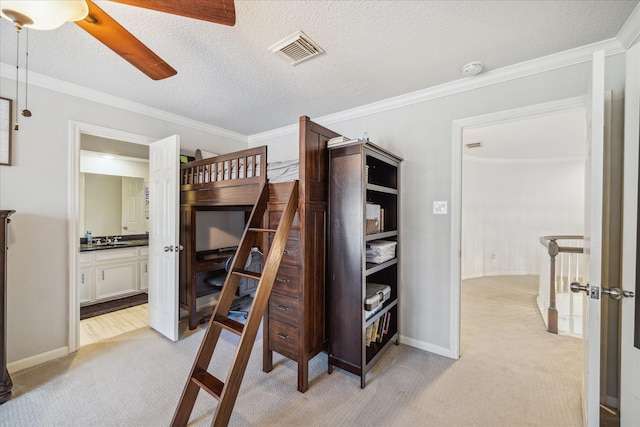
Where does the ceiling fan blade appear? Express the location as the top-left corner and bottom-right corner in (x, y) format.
(75, 0), (177, 80)
(110, 0), (236, 26)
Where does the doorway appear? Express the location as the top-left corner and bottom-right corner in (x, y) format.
(451, 98), (588, 418)
(68, 122), (154, 352)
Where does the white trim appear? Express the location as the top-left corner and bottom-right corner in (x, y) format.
(400, 335), (451, 358)
(463, 156), (587, 164)
(0, 63), (247, 144)
(67, 122), (154, 354)
(249, 40), (620, 143)
(450, 96), (587, 359)
(7, 346), (69, 374)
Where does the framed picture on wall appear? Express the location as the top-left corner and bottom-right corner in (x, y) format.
(0, 97), (12, 166)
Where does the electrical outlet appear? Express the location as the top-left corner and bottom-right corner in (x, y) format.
(433, 201), (447, 215)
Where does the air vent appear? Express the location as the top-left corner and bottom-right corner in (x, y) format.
(269, 31), (324, 66)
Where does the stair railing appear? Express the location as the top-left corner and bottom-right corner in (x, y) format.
(538, 235), (584, 334)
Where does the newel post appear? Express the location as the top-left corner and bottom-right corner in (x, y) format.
(547, 239), (559, 334)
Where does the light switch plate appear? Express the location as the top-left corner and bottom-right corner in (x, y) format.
(433, 201), (448, 214)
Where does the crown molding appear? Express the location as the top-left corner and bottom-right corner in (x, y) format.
(0, 62), (248, 144)
(617, 2), (640, 49)
(250, 38), (622, 143)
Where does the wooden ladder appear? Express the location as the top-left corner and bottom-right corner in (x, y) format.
(171, 181), (298, 427)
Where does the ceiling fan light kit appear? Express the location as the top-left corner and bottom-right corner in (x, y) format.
(0, 0), (237, 81)
(0, 0), (88, 30)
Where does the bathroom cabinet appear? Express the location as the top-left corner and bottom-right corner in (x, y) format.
(79, 246), (148, 305)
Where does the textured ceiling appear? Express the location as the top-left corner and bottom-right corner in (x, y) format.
(0, 0), (638, 135)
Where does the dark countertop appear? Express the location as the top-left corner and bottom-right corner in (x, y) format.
(79, 234), (149, 252)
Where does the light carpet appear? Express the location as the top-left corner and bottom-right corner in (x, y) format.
(1, 275), (582, 426)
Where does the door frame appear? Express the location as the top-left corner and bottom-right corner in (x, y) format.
(67, 121), (154, 353)
(449, 95), (587, 359)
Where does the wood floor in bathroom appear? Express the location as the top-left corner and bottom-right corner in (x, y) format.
(80, 304), (148, 347)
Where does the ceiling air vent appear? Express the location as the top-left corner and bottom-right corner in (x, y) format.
(269, 31), (324, 66)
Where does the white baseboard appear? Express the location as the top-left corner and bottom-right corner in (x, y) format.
(7, 346), (70, 374)
(400, 335), (456, 359)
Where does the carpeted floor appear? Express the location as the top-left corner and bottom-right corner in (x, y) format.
(3, 275), (582, 426)
(80, 293), (148, 320)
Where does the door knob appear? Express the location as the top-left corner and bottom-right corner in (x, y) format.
(601, 287), (623, 300)
(622, 290), (635, 298)
(164, 246), (174, 252)
(570, 282), (589, 294)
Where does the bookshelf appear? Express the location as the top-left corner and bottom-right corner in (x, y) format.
(327, 140), (401, 388)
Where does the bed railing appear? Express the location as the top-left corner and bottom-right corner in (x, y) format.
(180, 146), (267, 189)
(537, 235), (584, 336)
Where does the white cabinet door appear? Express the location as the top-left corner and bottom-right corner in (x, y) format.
(95, 262), (138, 300)
(78, 267), (92, 304)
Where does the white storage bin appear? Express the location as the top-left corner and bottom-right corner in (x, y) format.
(366, 240), (397, 264)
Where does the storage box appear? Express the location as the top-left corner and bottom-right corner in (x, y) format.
(364, 283), (391, 311)
(365, 203), (381, 234)
(366, 240), (397, 264)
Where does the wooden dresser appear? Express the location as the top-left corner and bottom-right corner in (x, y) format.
(0, 210), (14, 404)
(262, 117), (339, 392)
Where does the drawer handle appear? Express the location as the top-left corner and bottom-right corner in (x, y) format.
(276, 277), (290, 283)
(276, 332), (289, 340)
(283, 250), (289, 255)
(275, 304), (290, 312)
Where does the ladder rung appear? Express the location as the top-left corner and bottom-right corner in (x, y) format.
(232, 269), (261, 280)
(248, 227), (277, 233)
(191, 370), (224, 400)
(213, 314), (244, 336)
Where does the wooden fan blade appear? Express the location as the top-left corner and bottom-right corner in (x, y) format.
(111, 0), (236, 26)
(75, 0), (177, 80)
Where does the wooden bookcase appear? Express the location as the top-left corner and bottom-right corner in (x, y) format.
(327, 140), (401, 388)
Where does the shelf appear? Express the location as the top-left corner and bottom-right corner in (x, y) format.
(365, 258), (397, 276)
(365, 230), (398, 241)
(328, 140), (401, 389)
(366, 183), (398, 195)
(364, 299), (397, 327)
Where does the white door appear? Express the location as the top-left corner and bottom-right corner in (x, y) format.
(148, 135), (180, 341)
(620, 42), (640, 426)
(121, 177), (144, 234)
(571, 50), (605, 427)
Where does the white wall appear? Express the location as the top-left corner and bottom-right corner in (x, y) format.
(250, 54), (627, 354)
(461, 158), (585, 279)
(0, 78), (247, 364)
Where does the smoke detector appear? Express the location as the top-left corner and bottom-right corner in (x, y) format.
(269, 30), (324, 66)
(461, 61), (483, 76)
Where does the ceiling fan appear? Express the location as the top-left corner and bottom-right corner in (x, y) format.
(0, 0), (236, 80)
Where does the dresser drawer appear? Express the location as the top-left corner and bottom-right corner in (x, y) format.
(268, 237), (300, 267)
(272, 263), (301, 295)
(269, 293), (300, 326)
(268, 318), (299, 357)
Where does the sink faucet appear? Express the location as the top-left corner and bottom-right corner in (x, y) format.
(113, 236), (121, 243)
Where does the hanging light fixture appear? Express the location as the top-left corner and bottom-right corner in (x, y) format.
(1, 1), (89, 129)
(0, 1), (88, 30)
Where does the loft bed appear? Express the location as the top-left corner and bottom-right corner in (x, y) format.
(179, 116), (341, 393)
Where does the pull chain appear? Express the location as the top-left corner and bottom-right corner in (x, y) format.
(22, 27), (32, 118)
(14, 24), (20, 130)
